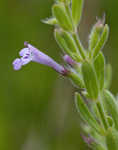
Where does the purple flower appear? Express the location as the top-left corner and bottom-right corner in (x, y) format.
(81, 134), (94, 147)
(13, 42), (67, 75)
(63, 55), (75, 66)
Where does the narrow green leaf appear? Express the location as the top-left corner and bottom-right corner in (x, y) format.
(93, 24), (109, 58)
(103, 90), (118, 129)
(82, 61), (99, 99)
(94, 52), (105, 90)
(75, 93), (101, 133)
(72, 0), (83, 26)
(52, 3), (73, 31)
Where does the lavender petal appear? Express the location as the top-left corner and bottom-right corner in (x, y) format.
(12, 58), (22, 70)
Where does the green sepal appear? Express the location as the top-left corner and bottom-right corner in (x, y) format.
(61, 30), (79, 53)
(82, 61), (99, 100)
(54, 29), (72, 55)
(93, 52), (105, 90)
(68, 71), (84, 88)
(71, 53), (83, 62)
(103, 90), (118, 129)
(104, 64), (112, 89)
(42, 17), (57, 25)
(75, 92), (101, 133)
(93, 24), (109, 58)
(52, 3), (74, 31)
(72, 0), (83, 26)
(106, 128), (118, 150)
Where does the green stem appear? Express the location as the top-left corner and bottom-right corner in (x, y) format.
(72, 33), (86, 59)
(96, 99), (109, 131)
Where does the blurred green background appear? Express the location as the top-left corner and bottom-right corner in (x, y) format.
(0, 0), (118, 149)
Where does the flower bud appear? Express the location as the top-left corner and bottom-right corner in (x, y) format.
(89, 15), (105, 52)
(63, 55), (76, 66)
(93, 24), (109, 58)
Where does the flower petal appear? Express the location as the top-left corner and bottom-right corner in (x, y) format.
(19, 48), (30, 57)
(21, 57), (32, 65)
(12, 58), (22, 70)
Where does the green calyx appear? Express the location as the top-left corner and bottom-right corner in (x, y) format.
(52, 3), (74, 32)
